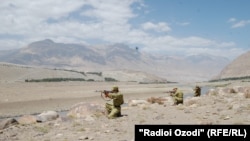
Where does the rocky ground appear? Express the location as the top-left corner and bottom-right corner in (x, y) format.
(0, 81), (250, 141)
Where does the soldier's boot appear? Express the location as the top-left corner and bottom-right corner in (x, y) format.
(104, 110), (109, 116)
(117, 112), (122, 117)
(172, 101), (177, 106)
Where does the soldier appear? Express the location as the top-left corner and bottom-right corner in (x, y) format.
(170, 87), (183, 105)
(193, 85), (201, 97)
(104, 86), (124, 119)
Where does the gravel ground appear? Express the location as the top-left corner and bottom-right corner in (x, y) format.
(1, 81), (250, 141)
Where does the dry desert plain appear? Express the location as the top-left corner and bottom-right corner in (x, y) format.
(0, 81), (178, 117)
(0, 81), (250, 141)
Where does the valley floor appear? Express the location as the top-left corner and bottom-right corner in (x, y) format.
(0, 81), (250, 141)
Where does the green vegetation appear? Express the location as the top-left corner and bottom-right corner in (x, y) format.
(25, 77), (118, 82)
(104, 77), (117, 82)
(25, 78), (85, 82)
(86, 71), (102, 76)
(209, 76), (250, 82)
(55, 68), (86, 76)
(34, 125), (49, 134)
(213, 83), (231, 88)
(64, 69), (85, 76)
(138, 81), (174, 84)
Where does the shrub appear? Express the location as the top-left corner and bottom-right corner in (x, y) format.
(86, 72), (102, 76)
(25, 78), (85, 82)
(104, 77), (117, 82)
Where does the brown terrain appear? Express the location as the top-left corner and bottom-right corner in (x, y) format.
(1, 79), (250, 141)
(215, 50), (250, 79)
(1, 48), (250, 141)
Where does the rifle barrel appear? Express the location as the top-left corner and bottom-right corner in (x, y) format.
(95, 90), (111, 93)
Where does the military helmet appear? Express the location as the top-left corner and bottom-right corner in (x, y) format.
(112, 86), (119, 91)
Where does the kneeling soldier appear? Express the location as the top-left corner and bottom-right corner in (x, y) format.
(104, 86), (124, 119)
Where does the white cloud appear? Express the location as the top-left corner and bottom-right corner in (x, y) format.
(177, 22), (190, 26)
(231, 20), (250, 28)
(141, 22), (171, 32)
(81, 0), (137, 24)
(0, 0), (86, 35)
(0, 0), (139, 46)
(140, 35), (241, 59)
(0, 0), (245, 60)
(141, 36), (231, 49)
(0, 39), (26, 50)
(228, 18), (250, 28)
(217, 42), (235, 48)
(228, 18), (236, 23)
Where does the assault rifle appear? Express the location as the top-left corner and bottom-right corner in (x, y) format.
(95, 90), (112, 101)
(165, 90), (175, 96)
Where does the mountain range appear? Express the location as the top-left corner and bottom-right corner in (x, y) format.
(0, 39), (230, 83)
(214, 50), (250, 80)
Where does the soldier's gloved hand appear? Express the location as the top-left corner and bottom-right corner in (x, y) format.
(104, 91), (109, 97)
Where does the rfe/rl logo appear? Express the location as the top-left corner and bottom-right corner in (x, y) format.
(210, 129), (244, 137)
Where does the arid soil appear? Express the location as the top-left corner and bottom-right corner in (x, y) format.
(0, 81), (173, 117)
(0, 81), (250, 141)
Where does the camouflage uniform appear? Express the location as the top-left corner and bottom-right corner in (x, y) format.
(193, 86), (201, 97)
(171, 88), (183, 105)
(105, 86), (124, 119)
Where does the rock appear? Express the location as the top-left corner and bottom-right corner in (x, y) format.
(184, 97), (201, 106)
(0, 118), (18, 130)
(17, 115), (37, 125)
(206, 89), (217, 96)
(128, 99), (149, 106)
(197, 120), (213, 125)
(55, 133), (63, 138)
(221, 87), (236, 94)
(79, 135), (88, 140)
(244, 89), (250, 98)
(224, 116), (230, 120)
(146, 97), (166, 105)
(67, 102), (104, 119)
(36, 111), (59, 122)
(233, 86), (245, 93)
(189, 104), (198, 108)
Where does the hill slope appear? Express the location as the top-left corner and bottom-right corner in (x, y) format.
(0, 62), (167, 83)
(215, 50), (250, 79)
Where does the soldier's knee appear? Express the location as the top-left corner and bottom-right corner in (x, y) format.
(107, 114), (117, 119)
(106, 103), (112, 108)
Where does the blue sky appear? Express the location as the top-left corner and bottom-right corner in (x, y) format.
(0, 0), (249, 60)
